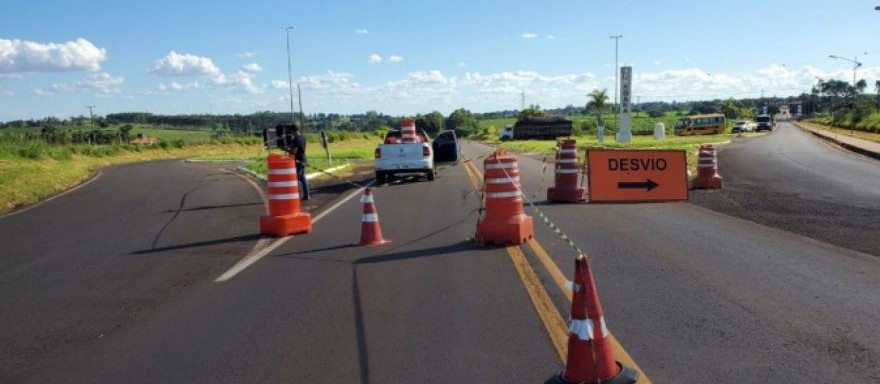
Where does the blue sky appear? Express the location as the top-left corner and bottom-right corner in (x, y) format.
(1, 0), (879, 121)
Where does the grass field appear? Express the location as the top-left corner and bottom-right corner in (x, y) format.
(0, 141), (262, 215)
(799, 120), (880, 144)
(3, 124), (216, 143)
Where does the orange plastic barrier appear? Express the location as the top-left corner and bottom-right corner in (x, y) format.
(400, 118), (419, 143)
(545, 255), (639, 384)
(476, 150), (533, 245)
(358, 188), (388, 246)
(259, 154), (312, 237)
(693, 144), (723, 189)
(547, 139), (586, 203)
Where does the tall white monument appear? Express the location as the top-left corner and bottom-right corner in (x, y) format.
(616, 66), (633, 144)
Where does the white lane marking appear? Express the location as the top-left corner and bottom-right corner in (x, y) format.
(215, 180), (375, 282)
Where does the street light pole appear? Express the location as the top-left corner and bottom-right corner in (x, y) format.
(610, 35), (623, 113)
(828, 53), (865, 107)
(283, 26), (296, 127)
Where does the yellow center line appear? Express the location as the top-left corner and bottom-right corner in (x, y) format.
(527, 239), (651, 383)
(462, 154), (651, 382)
(505, 245), (569, 362)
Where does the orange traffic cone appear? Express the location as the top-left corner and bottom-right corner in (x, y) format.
(358, 188), (388, 246)
(546, 255), (639, 384)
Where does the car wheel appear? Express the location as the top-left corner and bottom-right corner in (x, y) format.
(426, 171), (435, 181)
(376, 171), (386, 184)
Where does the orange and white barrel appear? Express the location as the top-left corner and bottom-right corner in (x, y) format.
(400, 118), (418, 143)
(476, 150), (533, 245)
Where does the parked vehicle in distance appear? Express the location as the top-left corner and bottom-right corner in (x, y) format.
(674, 113), (726, 135)
(374, 128), (459, 183)
(731, 120), (756, 133)
(498, 116), (573, 140)
(756, 114), (775, 131)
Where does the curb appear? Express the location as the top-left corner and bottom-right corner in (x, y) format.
(792, 122), (880, 160)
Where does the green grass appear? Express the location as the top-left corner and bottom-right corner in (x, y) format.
(0, 140), (264, 214)
(238, 138), (378, 180)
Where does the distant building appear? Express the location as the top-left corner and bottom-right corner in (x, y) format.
(130, 133), (158, 145)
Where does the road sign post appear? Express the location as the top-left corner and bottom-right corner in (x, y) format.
(586, 149), (688, 202)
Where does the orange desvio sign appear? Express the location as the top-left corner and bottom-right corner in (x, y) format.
(587, 149), (688, 202)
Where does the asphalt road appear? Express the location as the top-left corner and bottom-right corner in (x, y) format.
(690, 121), (880, 256)
(0, 161), (267, 383)
(2, 138), (879, 383)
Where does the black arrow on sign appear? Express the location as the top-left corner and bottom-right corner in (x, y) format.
(617, 179), (659, 191)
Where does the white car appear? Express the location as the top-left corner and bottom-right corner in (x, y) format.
(731, 120), (756, 133)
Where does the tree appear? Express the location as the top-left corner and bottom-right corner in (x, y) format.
(720, 97), (741, 119)
(415, 111), (445, 136)
(519, 104), (546, 118)
(875, 80), (880, 112)
(768, 105), (781, 116)
(586, 89), (609, 126)
(446, 108), (478, 137)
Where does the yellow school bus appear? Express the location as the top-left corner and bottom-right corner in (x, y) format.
(673, 114), (726, 135)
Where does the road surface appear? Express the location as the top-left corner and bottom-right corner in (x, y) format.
(691, 121), (880, 256)
(1, 142), (878, 383)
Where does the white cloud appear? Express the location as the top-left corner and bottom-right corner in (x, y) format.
(38, 72), (124, 95)
(521, 32), (539, 39)
(271, 80), (288, 89)
(242, 63), (263, 73)
(367, 54), (383, 64)
(654, 60), (662, 66)
(3, 90), (14, 96)
(212, 70), (263, 94)
(149, 51), (221, 77)
(457, 62), (467, 68)
(0, 38), (107, 75)
(388, 55), (404, 63)
(157, 81), (201, 92)
(355, 28), (369, 35)
(236, 52), (256, 58)
(546, 35), (556, 40)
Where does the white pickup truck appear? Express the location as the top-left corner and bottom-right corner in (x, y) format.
(374, 129), (459, 183)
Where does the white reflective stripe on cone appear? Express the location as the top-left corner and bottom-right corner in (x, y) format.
(486, 191), (521, 199)
(569, 319), (595, 341)
(361, 195), (374, 203)
(269, 193), (300, 200)
(557, 158), (578, 164)
(268, 181), (298, 188)
(362, 213), (379, 222)
(697, 164), (717, 168)
(599, 316), (609, 338)
(485, 177), (519, 184)
(268, 168), (297, 175)
(556, 169), (579, 174)
(485, 162), (518, 169)
(559, 149), (577, 154)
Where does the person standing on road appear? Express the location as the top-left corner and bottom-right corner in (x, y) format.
(285, 124), (310, 201)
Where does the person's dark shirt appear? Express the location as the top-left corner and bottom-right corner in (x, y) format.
(291, 134), (306, 163)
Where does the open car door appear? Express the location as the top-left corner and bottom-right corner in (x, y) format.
(432, 130), (460, 165)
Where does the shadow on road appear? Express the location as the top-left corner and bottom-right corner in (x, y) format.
(353, 240), (473, 265)
(160, 201), (264, 213)
(131, 233), (262, 255)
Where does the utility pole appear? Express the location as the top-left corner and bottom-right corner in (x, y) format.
(521, 90), (526, 110)
(85, 105), (96, 145)
(610, 35), (623, 131)
(297, 83), (305, 130)
(282, 26), (296, 127)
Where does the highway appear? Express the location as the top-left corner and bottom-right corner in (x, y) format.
(691, 121), (880, 256)
(1, 134), (879, 383)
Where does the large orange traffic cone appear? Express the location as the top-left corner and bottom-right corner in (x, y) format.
(546, 255), (639, 384)
(358, 188), (388, 246)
